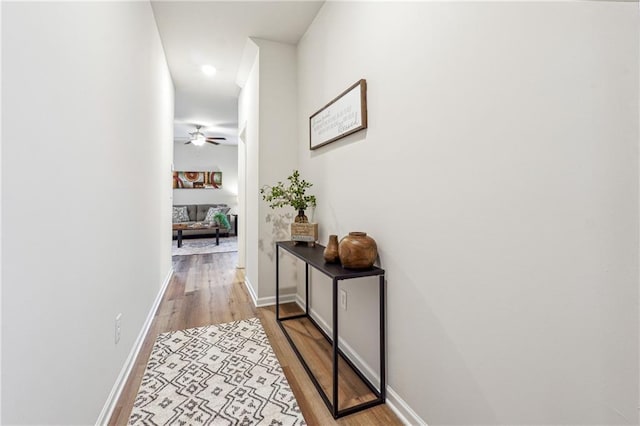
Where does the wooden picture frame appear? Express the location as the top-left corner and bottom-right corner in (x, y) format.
(309, 79), (367, 150)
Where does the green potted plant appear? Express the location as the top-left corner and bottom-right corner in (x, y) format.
(260, 170), (317, 223)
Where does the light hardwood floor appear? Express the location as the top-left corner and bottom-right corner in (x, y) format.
(109, 251), (402, 426)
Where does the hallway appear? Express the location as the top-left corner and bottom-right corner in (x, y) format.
(109, 252), (401, 425)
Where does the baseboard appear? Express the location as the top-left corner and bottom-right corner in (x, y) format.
(255, 293), (297, 307)
(243, 277), (258, 307)
(243, 277), (297, 308)
(297, 296), (380, 387)
(96, 267), (174, 425)
(386, 386), (428, 426)
(293, 297), (427, 426)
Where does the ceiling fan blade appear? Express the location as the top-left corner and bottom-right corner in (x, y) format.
(206, 137), (226, 140)
(205, 140), (220, 145)
(184, 140), (192, 145)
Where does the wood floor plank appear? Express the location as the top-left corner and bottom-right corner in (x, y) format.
(108, 250), (401, 426)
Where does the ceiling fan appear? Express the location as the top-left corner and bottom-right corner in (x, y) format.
(183, 125), (226, 146)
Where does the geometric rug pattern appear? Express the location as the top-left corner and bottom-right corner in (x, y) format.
(172, 236), (238, 256)
(128, 318), (306, 426)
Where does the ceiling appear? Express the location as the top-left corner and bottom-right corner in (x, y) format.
(151, 1), (324, 146)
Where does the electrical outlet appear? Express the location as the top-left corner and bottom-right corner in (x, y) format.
(340, 289), (347, 310)
(115, 313), (122, 344)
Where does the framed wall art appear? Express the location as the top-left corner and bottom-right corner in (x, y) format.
(309, 79), (367, 150)
(172, 171), (222, 189)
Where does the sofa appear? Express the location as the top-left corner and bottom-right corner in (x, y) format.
(172, 204), (236, 239)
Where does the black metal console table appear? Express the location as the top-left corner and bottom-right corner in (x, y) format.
(275, 241), (386, 418)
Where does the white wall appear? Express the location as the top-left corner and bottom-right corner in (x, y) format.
(237, 133), (247, 269)
(254, 39), (299, 300)
(1, 2), (174, 424)
(238, 38), (298, 303)
(238, 43), (260, 297)
(0, 2), (4, 420)
(172, 142), (238, 208)
(298, 2), (638, 425)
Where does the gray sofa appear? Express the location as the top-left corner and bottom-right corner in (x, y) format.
(172, 204), (236, 239)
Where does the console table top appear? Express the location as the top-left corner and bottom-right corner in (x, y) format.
(276, 240), (384, 280)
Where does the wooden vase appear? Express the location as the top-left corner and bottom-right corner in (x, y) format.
(323, 235), (339, 263)
(338, 232), (377, 269)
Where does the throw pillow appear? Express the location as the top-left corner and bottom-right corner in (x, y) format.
(204, 207), (222, 222)
(172, 206), (190, 223)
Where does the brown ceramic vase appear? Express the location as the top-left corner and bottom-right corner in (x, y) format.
(323, 235), (340, 263)
(338, 232), (377, 269)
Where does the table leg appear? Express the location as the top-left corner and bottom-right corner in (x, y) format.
(380, 275), (386, 401)
(234, 214), (238, 236)
(332, 278), (339, 417)
(177, 230), (183, 248)
(276, 244), (280, 320)
(305, 263), (310, 315)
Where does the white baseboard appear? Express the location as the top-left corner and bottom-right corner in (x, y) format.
(293, 296), (427, 426)
(246, 288), (427, 424)
(243, 277), (297, 308)
(386, 386), (428, 426)
(96, 267), (174, 425)
(255, 293), (297, 307)
(297, 295), (380, 387)
(243, 277), (258, 306)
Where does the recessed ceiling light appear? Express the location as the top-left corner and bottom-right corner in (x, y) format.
(201, 65), (216, 77)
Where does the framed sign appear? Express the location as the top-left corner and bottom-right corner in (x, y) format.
(309, 79), (367, 150)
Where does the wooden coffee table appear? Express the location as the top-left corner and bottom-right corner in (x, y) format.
(172, 223), (220, 248)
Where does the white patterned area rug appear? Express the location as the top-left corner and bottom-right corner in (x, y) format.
(129, 318), (306, 426)
(172, 236), (238, 256)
